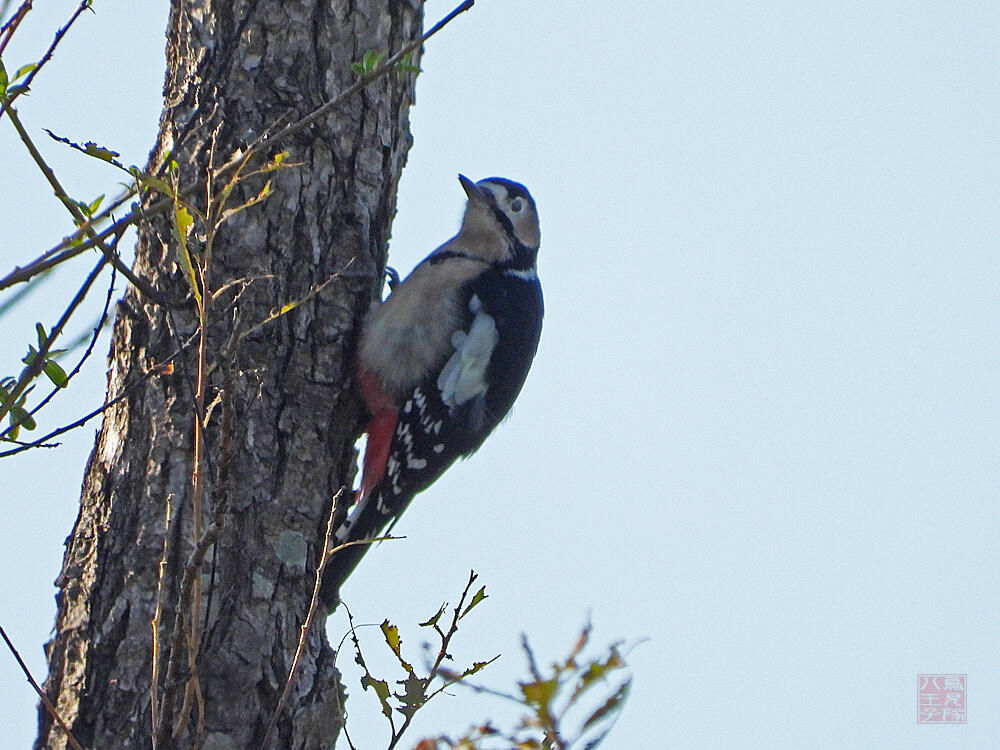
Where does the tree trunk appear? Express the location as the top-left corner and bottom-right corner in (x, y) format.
(37, 1), (421, 748)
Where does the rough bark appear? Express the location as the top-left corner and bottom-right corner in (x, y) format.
(37, 1), (422, 748)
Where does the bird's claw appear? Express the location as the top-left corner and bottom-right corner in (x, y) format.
(385, 266), (401, 290)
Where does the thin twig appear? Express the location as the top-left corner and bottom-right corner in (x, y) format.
(340, 604), (370, 750)
(0, 435), (58, 449)
(0, 256), (108, 437)
(0, 347), (186, 458)
(1, 0), (476, 293)
(384, 571), (480, 750)
(155, 513), (224, 750)
(0, 213), (130, 290)
(171, 163), (214, 740)
(0, 0), (92, 117)
(0, 181), (140, 291)
(151, 491), (177, 749)
(0, 97), (163, 302)
(258, 488), (347, 750)
(0, 0), (32, 56)
(232, 265), (349, 351)
(27, 254), (118, 420)
(0, 265), (52, 316)
(0, 623), (86, 750)
(258, 0), (475, 146)
(95, 223), (166, 304)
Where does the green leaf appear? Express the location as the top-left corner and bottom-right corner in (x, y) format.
(0, 60), (8, 91)
(173, 205), (201, 305)
(88, 194), (105, 215)
(380, 620), (401, 654)
(43, 129), (123, 168)
(581, 678), (631, 732)
(419, 604), (447, 629)
(35, 323), (47, 349)
(259, 151), (293, 173)
(83, 141), (120, 163)
(135, 170), (174, 197)
(519, 678), (558, 709)
(9, 405), (36, 431)
(43, 360), (68, 388)
(352, 49), (384, 75)
(13, 63), (36, 81)
(22, 345), (39, 367)
(460, 657), (497, 679)
(460, 585), (488, 619)
(175, 205), (194, 235)
(380, 619), (413, 673)
(393, 52), (421, 77)
(570, 646), (625, 703)
(395, 672), (429, 719)
(360, 674), (393, 720)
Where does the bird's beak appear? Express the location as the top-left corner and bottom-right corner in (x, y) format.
(458, 174), (488, 204)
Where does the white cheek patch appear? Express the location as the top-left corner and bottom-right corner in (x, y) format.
(436, 297), (499, 410)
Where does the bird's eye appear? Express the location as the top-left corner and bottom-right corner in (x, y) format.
(510, 198), (524, 213)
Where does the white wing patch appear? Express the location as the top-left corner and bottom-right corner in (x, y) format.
(437, 295), (499, 410)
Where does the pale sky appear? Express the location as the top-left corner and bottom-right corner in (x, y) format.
(2, 2), (997, 748)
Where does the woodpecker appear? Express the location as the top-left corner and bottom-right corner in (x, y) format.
(322, 175), (543, 603)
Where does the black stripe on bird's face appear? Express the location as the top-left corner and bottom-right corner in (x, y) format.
(467, 176), (541, 252)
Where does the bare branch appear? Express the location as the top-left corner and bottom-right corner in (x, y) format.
(0, 349), (186, 458)
(0, 624), (85, 750)
(0, 98), (164, 302)
(155, 512), (224, 749)
(258, 0), (475, 147)
(258, 488), (348, 750)
(0, 256), (108, 437)
(27, 257), (118, 421)
(0, 0), (32, 56)
(0, 0), (92, 118)
(1, 0), (476, 294)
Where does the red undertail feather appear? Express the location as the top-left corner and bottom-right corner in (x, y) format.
(357, 369), (398, 503)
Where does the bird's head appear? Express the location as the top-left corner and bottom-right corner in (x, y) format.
(458, 174), (540, 253)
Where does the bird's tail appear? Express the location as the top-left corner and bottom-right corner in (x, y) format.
(319, 397), (399, 609)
